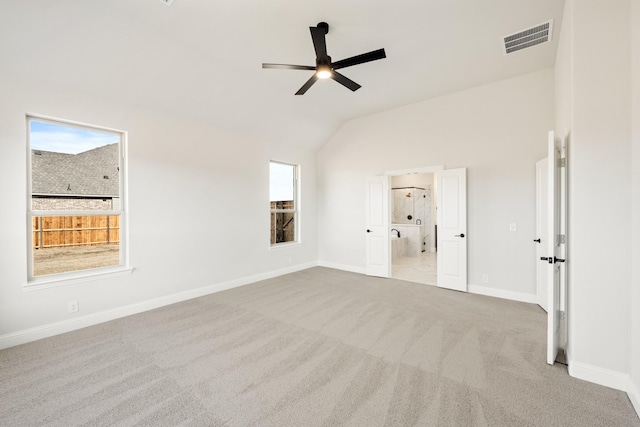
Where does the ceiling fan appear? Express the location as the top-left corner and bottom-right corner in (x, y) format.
(262, 22), (386, 95)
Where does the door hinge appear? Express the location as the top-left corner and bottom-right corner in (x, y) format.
(558, 157), (566, 168)
(560, 311), (566, 320)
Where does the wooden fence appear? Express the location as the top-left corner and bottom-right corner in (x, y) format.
(270, 200), (295, 244)
(32, 215), (120, 249)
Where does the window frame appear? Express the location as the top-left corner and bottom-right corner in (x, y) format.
(269, 160), (299, 247)
(25, 114), (131, 288)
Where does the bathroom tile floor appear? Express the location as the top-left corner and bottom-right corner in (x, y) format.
(392, 251), (437, 286)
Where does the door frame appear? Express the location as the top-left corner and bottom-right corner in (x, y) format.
(546, 131), (567, 365)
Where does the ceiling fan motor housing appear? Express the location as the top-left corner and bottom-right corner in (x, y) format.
(317, 56), (332, 67)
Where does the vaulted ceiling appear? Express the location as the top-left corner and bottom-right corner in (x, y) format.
(0, 0), (564, 149)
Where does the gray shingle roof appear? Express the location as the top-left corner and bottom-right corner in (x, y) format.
(31, 143), (119, 197)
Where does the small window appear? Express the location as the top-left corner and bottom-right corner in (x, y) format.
(27, 116), (126, 280)
(270, 161), (298, 245)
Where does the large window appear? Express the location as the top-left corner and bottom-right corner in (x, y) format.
(270, 161), (298, 245)
(27, 116), (126, 281)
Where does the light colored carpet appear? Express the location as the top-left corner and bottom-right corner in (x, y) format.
(1, 267), (638, 426)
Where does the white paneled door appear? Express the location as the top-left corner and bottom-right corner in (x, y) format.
(436, 168), (467, 292)
(365, 176), (390, 278)
(536, 157), (549, 312)
(546, 131), (566, 365)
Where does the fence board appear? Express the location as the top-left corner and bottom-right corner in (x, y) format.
(33, 215), (120, 248)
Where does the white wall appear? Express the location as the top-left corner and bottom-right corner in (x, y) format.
(318, 70), (554, 298)
(630, 0), (640, 414)
(391, 173), (433, 190)
(0, 72), (318, 342)
(555, 0), (633, 389)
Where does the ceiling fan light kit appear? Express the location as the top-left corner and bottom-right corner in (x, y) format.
(262, 22), (386, 95)
(316, 64), (332, 79)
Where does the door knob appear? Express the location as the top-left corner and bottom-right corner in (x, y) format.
(533, 238), (541, 243)
(454, 233), (465, 238)
(540, 257), (549, 261)
(366, 229), (371, 233)
(554, 257), (565, 263)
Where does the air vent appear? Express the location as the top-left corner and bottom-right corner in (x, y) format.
(503, 20), (553, 54)
(158, 0), (174, 5)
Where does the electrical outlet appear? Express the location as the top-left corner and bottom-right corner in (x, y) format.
(482, 275), (489, 283)
(68, 300), (79, 313)
(509, 223), (517, 232)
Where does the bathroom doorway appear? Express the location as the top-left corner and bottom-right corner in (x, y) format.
(388, 168), (440, 286)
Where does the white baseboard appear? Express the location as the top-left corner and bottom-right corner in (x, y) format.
(627, 377), (640, 419)
(317, 260), (366, 275)
(568, 360), (629, 391)
(569, 361), (640, 419)
(468, 284), (537, 304)
(316, 265), (536, 305)
(0, 262), (318, 350)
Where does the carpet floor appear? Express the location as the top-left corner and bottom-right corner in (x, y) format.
(1, 267), (638, 426)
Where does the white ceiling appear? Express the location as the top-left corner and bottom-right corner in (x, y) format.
(0, 0), (564, 150)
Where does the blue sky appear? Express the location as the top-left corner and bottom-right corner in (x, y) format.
(30, 120), (119, 154)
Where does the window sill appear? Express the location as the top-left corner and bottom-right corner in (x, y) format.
(270, 241), (302, 250)
(24, 266), (135, 291)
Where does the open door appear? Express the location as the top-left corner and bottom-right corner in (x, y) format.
(535, 157), (549, 312)
(365, 176), (390, 277)
(436, 168), (467, 292)
(546, 131), (566, 365)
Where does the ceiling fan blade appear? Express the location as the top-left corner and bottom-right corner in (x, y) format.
(262, 63), (316, 71)
(310, 26), (328, 60)
(332, 48), (386, 70)
(295, 74), (319, 95)
(331, 71), (361, 92)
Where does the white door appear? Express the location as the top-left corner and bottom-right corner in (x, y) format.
(535, 158), (549, 312)
(365, 176), (390, 277)
(547, 131), (565, 365)
(436, 168), (467, 292)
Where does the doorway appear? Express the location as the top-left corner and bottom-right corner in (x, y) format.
(389, 172), (438, 285)
(366, 165), (467, 291)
